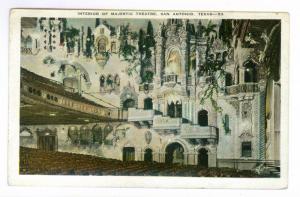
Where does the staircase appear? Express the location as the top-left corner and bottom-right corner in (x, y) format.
(255, 160), (280, 177)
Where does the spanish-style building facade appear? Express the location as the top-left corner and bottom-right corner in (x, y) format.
(19, 17), (280, 171)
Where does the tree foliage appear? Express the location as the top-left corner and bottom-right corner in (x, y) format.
(219, 19), (233, 47)
(85, 26), (93, 58)
(139, 21), (155, 83)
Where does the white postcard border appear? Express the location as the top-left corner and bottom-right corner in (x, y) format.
(8, 9), (289, 189)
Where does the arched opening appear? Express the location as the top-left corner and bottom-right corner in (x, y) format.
(144, 98), (153, 110)
(25, 36), (32, 48)
(92, 125), (102, 144)
(165, 142), (184, 165)
(59, 62), (91, 85)
(166, 48), (182, 75)
(123, 147), (135, 161)
(198, 110), (208, 126)
(175, 101), (182, 118)
(144, 148), (153, 162)
(106, 74), (113, 88)
(68, 126), (79, 145)
(98, 38), (107, 53)
(111, 41), (117, 53)
(167, 101), (175, 118)
(37, 128), (57, 152)
(123, 99), (135, 110)
(114, 74), (120, 87)
(244, 60), (257, 83)
(100, 75), (105, 87)
(198, 148), (208, 168)
(79, 126), (92, 145)
(63, 77), (79, 90)
(225, 72), (233, 86)
(224, 114), (230, 134)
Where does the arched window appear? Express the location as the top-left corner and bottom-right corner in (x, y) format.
(79, 126), (92, 145)
(225, 72), (233, 86)
(114, 74), (120, 86)
(242, 142), (252, 157)
(175, 101), (182, 118)
(123, 99), (135, 110)
(223, 114), (230, 134)
(100, 75), (105, 87)
(106, 75), (113, 87)
(111, 41), (116, 53)
(244, 60), (257, 83)
(167, 102), (175, 118)
(144, 98), (153, 110)
(25, 36), (32, 48)
(98, 38), (106, 52)
(198, 110), (208, 126)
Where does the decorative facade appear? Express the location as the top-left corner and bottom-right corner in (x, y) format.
(19, 17), (280, 172)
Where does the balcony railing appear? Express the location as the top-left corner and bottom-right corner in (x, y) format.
(225, 83), (259, 95)
(152, 115), (181, 130)
(163, 74), (178, 86)
(21, 47), (33, 55)
(180, 124), (218, 139)
(139, 83), (154, 92)
(127, 108), (155, 122)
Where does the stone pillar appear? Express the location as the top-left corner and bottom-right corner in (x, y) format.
(239, 67), (245, 84)
(187, 153), (197, 165)
(135, 147), (143, 161)
(208, 146), (217, 167)
(152, 151), (158, 162)
(154, 34), (163, 88)
(141, 151), (145, 161)
(159, 151), (166, 163)
(184, 153), (189, 165)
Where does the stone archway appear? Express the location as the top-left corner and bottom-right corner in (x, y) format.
(165, 142), (185, 165)
(58, 61), (91, 91)
(198, 148), (208, 168)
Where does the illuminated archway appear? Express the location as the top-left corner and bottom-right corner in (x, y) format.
(165, 48), (182, 75)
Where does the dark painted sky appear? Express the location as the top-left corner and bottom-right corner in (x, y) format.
(21, 17), (220, 32)
(67, 18), (220, 32)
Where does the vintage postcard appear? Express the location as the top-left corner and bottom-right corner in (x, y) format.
(8, 9), (289, 189)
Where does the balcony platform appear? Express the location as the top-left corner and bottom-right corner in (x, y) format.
(152, 115), (181, 130)
(127, 108), (155, 122)
(180, 124), (218, 139)
(225, 83), (260, 95)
